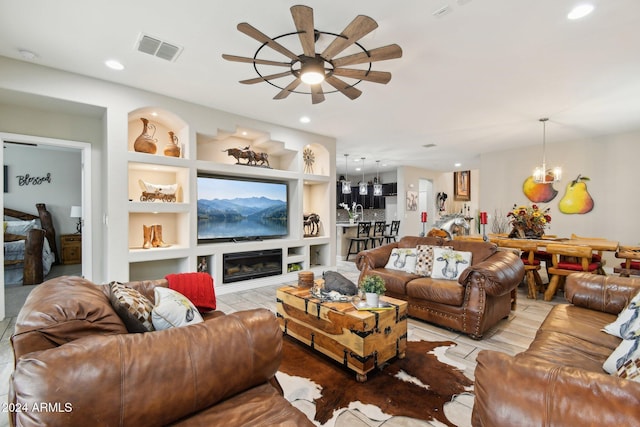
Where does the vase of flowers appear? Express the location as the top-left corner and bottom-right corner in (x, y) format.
(360, 274), (386, 307)
(339, 202), (355, 224)
(507, 204), (551, 239)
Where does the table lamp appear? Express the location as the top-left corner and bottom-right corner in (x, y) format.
(70, 205), (82, 233)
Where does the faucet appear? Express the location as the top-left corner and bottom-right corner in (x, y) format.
(354, 203), (364, 222)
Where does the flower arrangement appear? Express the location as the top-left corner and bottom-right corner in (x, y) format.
(339, 202), (354, 219)
(507, 204), (551, 238)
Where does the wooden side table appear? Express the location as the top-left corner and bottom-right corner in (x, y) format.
(60, 234), (82, 265)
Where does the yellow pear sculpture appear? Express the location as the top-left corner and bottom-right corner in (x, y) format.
(558, 175), (594, 214)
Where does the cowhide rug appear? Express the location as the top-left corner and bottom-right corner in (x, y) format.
(277, 335), (474, 426)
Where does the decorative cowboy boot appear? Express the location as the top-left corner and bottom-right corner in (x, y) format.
(151, 224), (170, 248)
(143, 225), (153, 249)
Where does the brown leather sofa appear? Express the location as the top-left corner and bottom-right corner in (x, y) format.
(9, 276), (314, 427)
(473, 272), (640, 426)
(356, 236), (524, 339)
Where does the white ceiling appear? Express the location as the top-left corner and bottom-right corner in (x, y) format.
(1, 0), (639, 175)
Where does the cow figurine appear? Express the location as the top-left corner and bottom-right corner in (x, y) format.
(436, 249), (469, 279)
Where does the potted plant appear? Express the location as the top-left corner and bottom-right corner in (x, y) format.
(360, 274), (386, 307)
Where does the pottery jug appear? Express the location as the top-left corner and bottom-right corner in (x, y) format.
(133, 118), (157, 154)
(163, 131), (181, 157)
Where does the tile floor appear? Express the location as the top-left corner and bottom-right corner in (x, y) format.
(0, 261), (561, 427)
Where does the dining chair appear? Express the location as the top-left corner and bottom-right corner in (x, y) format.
(614, 245), (640, 277)
(495, 240), (544, 301)
(368, 220), (387, 249)
(383, 220), (400, 244)
(544, 243), (602, 301)
(346, 221), (371, 261)
(570, 233), (607, 274)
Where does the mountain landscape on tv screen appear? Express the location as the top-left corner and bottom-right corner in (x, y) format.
(197, 196), (286, 221)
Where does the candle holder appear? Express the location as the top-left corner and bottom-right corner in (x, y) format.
(480, 212), (488, 241)
(419, 211), (428, 237)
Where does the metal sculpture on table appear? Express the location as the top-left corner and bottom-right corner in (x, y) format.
(303, 213), (320, 237)
(434, 214), (470, 239)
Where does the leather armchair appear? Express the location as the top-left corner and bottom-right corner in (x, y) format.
(9, 276), (313, 427)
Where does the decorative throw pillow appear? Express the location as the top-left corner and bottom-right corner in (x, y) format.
(603, 338), (640, 374)
(617, 357), (640, 382)
(384, 248), (418, 274)
(5, 219), (37, 235)
(415, 245), (453, 276)
(152, 287), (204, 330)
(603, 291), (640, 339)
(431, 247), (472, 280)
(108, 281), (155, 333)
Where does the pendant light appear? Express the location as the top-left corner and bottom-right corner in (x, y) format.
(341, 154), (351, 194)
(533, 118), (562, 183)
(359, 157), (368, 195)
(373, 160), (383, 196)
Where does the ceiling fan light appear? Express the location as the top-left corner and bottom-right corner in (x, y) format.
(300, 59), (325, 84)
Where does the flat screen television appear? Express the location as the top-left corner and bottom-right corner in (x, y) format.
(197, 174), (288, 242)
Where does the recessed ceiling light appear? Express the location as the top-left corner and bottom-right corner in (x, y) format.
(454, 163), (462, 167)
(567, 4), (594, 20)
(105, 59), (124, 70)
(18, 49), (38, 60)
(355, 167), (362, 171)
(299, 116), (311, 123)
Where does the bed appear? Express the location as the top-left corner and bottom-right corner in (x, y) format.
(4, 204), (59, 286)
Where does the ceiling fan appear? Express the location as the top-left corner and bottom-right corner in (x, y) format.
(222, 4), (403, 104)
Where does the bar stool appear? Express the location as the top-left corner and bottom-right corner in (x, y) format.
(383, 220), (400, 244)
(346, 221), (371, 261)
(369, 221), (387, 248)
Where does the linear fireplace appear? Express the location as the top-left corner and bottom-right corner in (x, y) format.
(223, 249), (283, 284)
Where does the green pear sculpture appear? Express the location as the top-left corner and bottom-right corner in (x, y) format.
(558, 175), (594, 214)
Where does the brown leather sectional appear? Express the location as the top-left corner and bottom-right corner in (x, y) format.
(472, 272), (640, 426)
(9, 276), (314, 426)
(356, 236), (524, 339)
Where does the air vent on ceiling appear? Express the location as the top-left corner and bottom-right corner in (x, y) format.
(136, 33), (182, 62)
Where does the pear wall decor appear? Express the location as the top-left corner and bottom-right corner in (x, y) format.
(558, 175), (594, 214)
(522, 175), (558, 203)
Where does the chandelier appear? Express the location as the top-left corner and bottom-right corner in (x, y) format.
(533, 118), (562, 183)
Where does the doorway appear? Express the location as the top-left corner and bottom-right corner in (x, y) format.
(419, 178), (434, 234)
(1, 132), (92, 320)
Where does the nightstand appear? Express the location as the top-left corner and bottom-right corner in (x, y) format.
(61, 234), (82, 265)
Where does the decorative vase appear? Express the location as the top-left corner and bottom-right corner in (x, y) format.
(163, 131), (181, 157)
(365, 292), (379, 307)
(133, 118), (157, 154)
(349, 218), (355, 224)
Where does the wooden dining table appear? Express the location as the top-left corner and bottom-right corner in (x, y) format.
(487, 234), (619, 300)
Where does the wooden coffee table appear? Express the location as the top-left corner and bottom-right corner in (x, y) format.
(276, 285), (407, 382)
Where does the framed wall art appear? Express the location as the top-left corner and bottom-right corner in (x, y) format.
(454, 170), (470, 201)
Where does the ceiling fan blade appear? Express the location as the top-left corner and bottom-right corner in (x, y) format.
(222, 54), (291, 67)
(325, 76), (362, 100)
(332, 44), (403, 67)
(240, 71), (293, 84)
(310, 83), (325, 104)
(273, 78), (303, 100)
(290, 5), (316, 58)
(237, 22), (299, 61)
(332, 68), (392, 84)
(321, 15), (378, 60)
